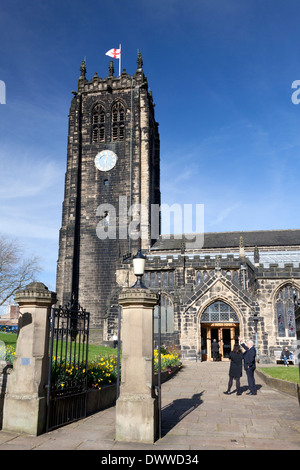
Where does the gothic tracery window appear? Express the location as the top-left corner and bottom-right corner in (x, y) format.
(196, 270), (210, 286)
(112, 101), (125, 141)
(144, 270), (174, 289)
(92, 104), (105, 142)
(201, 301), (239, 323)
(275, 284), (297, 337)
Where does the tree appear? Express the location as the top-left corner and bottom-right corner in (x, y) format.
(0, 234), (41, 306)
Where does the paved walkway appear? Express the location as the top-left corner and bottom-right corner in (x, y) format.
(0, 361), (300, 450)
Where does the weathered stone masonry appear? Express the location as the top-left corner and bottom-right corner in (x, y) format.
(113, 232), (300, 362)
(57, 55), (160, 329)
(57, 56), (300, 363)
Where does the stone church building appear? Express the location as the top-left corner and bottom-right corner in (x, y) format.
(56, 54), (300, 363)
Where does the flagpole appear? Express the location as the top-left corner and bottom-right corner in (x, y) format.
(119, 43), (121, 77)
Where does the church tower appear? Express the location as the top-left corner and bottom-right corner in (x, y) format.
(56, 53), (160, 330)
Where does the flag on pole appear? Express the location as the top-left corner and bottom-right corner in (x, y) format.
(105, 45), (121, 76)
(105, 48), (121, 59)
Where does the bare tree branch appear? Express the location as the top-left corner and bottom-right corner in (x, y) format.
(0, 234), (41, 306)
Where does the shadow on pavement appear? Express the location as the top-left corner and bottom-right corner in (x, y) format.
(161, 391), (204, 437)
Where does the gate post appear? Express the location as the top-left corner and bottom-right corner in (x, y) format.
(116, 288), (159, 443)
(2, 282), (56, 435)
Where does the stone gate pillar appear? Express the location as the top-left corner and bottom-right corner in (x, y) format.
(116, 288), (159, 443)
(2, 282), (56, 435)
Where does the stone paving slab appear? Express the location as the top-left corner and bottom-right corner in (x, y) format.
(0, 361), (300, 450)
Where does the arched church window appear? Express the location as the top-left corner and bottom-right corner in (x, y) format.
(201, 301), (239, 323)
(92, 104), (105, 142)
(111, 101), (125, 141)
(275, 284), (297, 337)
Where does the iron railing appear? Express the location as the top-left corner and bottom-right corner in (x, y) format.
(46, 299), (90, 432)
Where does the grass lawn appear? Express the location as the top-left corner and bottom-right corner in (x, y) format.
(0, 332), (17, 347)
(259, 366), (300, 384)
(0, 332), (117, 362)
(51, 341), (118, 362)
(87, 344), (118, 361)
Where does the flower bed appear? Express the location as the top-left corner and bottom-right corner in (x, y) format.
(52, 349), (181, 392)
(51, 355), (118, 391)
(2, 344), (181, 415)
(87, 350), (182, 414)
(0, 344), (16, 364)
(154, 347), (182, 373)
(87, 356), (118, 389)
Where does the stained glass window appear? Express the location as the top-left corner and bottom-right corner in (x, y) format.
(275, 284), (297, 337)
(276, 300), (285, 337)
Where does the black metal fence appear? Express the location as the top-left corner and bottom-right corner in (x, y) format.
(46, 300), (90, 432)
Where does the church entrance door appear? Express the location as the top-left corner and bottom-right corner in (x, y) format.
(200, 300), (240, 361)
(200, 323), (239, 361)
(222, 328), (231, 359)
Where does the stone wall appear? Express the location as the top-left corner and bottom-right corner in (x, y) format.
(112, 252), (300, 362)
(56, 57), (160, 330)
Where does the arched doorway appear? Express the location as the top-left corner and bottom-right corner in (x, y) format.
(200, 300), (240, 361)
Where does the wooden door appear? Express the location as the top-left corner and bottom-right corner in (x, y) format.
(202, 323), (239, 361)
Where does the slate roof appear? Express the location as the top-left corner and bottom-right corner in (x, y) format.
(151, 229), (300, 251)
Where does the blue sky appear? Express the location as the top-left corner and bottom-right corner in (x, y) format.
(1, 0), (300, 293)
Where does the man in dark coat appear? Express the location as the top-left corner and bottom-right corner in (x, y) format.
(211, 339), (219, 361)
(240, 339), (257, 395)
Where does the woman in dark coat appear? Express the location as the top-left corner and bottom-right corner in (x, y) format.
(224, 344), (243, 395)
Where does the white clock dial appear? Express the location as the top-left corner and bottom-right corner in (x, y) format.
(94, 150), (118, 172)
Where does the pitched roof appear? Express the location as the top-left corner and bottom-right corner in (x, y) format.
(151, 229), (300, 251)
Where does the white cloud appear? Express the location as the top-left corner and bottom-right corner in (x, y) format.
(0, 214), (59, 241)
(0, 148), (64, 290)
(210, 203), (242, 226)
(0, 146), (64, 241)
(0, 150), (62, 199)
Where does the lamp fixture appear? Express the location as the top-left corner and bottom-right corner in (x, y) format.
(132, 248), (147, 288)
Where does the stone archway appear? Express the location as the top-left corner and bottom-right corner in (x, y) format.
(180, 275), (254, 359)
(199, 300), (240, 361)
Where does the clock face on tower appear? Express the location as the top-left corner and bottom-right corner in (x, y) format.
(94, 150), (118, 172)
